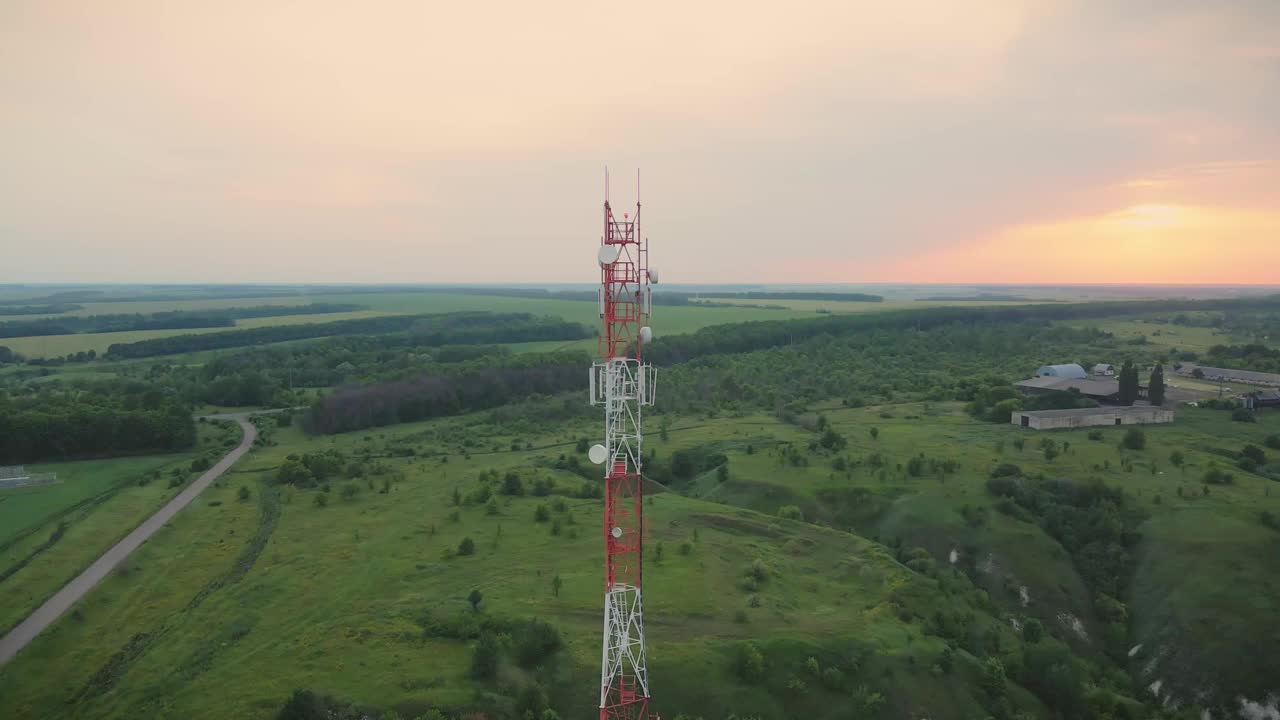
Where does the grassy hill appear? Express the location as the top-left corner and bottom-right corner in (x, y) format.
(0, 411), (1079, 720)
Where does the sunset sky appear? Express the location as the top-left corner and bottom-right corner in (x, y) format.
(1, 1), (1277, 284)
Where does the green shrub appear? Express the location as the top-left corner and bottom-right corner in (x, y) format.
(470, 632), (499, 679)
(733, 642), (765, 682)
(990, 463), (1022, 479)
(514, 619), (562, 667)
(1122, 428), (1146, 450)
(777, 505), (803, 521)
(534, 504), (550, 523)
(237, 486), (251, 501)
(457, 537), (476, 556)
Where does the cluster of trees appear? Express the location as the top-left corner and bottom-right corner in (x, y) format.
(968, 386), (1098, 423)
(0, 303), (362, 338)
(0, 387), (195, 463)
(104, 312), (590, 359)
(1117, 360), (1141, 404)
(1203, 343), (1280, 374)
(303, 363), (581, 434)
(657, 321), (1121, 414)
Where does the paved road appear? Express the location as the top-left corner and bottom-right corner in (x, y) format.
(0, 415), (258, 667)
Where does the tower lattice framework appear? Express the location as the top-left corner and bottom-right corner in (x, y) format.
(590, 174), (658, 720)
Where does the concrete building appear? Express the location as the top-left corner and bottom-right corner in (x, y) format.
(1011, 406), (1175, 430)
(1175, 363), (1280, 388)
(1035, 363), (1088, 379)
(1093, 363), (1116, 376)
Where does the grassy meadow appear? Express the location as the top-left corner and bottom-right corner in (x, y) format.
(0, 413), (1016, 720)
(0, 421), (242, 633)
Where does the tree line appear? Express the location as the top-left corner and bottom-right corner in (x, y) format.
(0, 303), (363, 338)
(103, 312), (591, 359)
(644, 295), (1280, 366)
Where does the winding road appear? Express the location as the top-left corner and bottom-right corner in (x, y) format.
(0, 414), (258, 667)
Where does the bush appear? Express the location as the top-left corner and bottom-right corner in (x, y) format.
(340, 482), (359, 500)
(747, 558), (770, 583)
(1233, 408), (1257, 423)
(237, 486), (251, 501)
(457, 537), (476, 556)
(1122, 428), (1146, 450)
(534, 504), (551, 523)
(733, 642), (765, 682)
(313, 493), (328, 508)
(501, 471), (525, 495)
(514, 618), (562, 666)
(777, 505), (803, 521)
(990, 463), (1022, 479)
(470, 632), (499, 679)
(1266, 434), (1280, 451)
(1242, 444), (1267, 465)
(1203, 468), (1235, 485)
(1087, 430), (1104, 441)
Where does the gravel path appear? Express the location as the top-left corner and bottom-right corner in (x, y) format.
(0, 415), (258, 667)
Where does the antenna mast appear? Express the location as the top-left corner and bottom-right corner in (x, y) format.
(589, 170), (658, 720)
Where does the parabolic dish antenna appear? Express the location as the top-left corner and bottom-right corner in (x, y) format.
(639, 326), (653, 344)
(588, 444), (608, 464)
(598, 245), (620, 266)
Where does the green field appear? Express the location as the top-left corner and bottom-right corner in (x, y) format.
(1, 291), (806, 359)
(0, 415), (979, 719)
(1, 311), (397, 358)
(0, 421), (242, 633)
(2, 399), (1276, 718)
(1061, 317), (1244, 354)
(4, 286), (1280, 719)
(0, 296), (315, 322)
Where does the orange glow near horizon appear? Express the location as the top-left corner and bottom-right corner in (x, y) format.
(867, 203), (1280, 284)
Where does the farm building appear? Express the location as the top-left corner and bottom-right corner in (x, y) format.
(1093, 363), (1115, 376)
(1240, 391), (1280, 410)
(1016, 375), (1121, 402)
(1175, 363), (1280, 387)
(1035, 363), (1088, 379)
(1011, 406), (1174, 430)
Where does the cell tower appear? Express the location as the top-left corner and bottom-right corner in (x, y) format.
(588, 170), (659, 720)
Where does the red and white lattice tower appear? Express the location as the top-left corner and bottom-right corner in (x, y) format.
(588, 171), (659, 720)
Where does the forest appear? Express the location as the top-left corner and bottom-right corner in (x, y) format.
(0, 388), (196, 463)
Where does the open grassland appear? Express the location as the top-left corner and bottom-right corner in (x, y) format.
(1060, 317), (1249, 354)
(0, 412), (1027, 720)
(2, 311), (397, 358)
(0, 422), (243, 633)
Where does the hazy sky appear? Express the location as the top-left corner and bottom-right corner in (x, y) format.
(2, 1), (1277, 284)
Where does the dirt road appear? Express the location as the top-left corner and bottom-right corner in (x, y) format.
(0, 415), (258, 667)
